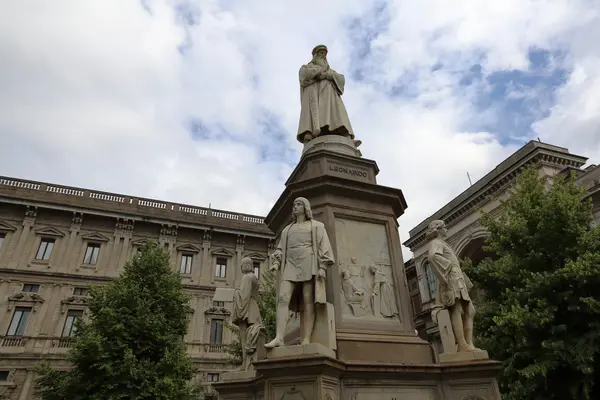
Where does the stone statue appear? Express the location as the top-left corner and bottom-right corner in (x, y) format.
(231, 257), (265, 370)
(341, 264), (368, 317)
(265, 197), (335, 348)
(426, 220), (479, 352)
(369, 264), (398, 318)
(297, 45), (356, 144)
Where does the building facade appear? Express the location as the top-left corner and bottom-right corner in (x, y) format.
(403, 141), (600, 350)
(0, 176), (274, 399)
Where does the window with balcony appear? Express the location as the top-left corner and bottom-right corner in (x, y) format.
(83, 243), (101, 265)
(62, 310), (84, 337)
(180, 254), (193, 275)
(209, 318), (223, 344)
(73, 287), (89, 297)
(22, 284), (40, 293)
(215, 257), (227, 278)
(253, 261), (260, 278)
(6, 307), (31, 336)
(207, 373), (219, 382)
(35, 238), (55, 260)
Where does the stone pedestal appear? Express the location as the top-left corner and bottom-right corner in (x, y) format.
(212, 135), (502, 399)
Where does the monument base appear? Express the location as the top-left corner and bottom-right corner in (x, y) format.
(213, 355), (503, 400)
(266, 342), (335, 359)
(439, 349), (489, 364)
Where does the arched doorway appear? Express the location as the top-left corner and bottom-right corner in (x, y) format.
(458, 236), (496, 268)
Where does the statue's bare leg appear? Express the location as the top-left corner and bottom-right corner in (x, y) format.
(462, 300), (478, 351)
(265, 280), (294, 348)
(301, 280), (315, 345)
(450, 302), (470, 352)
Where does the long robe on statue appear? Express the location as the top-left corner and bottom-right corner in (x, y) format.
(296, 63), (355, 143)
(428, 238), (474, 308)
(276, 219), (335, 312)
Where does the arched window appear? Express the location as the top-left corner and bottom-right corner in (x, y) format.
(423, 261), (436, 301)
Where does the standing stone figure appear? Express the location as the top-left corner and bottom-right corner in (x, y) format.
(265, 197), (335, 348)
(427, 220), (479, 352)
(297, 45), (355, 144)
(231, 257), (265, 370)
(369, 265), (399, 318)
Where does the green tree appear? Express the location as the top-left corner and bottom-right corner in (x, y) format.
(35, 243), (200, 400)
(471, 166), (600, 400)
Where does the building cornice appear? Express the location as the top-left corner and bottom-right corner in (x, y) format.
(403, 141), (588, 250)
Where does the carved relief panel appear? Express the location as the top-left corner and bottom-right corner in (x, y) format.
(335, 218), (400, 321)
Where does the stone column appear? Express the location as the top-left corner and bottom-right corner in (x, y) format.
(201, 230), (212, 283)
(18, 369), (34, 400)
(8, 206), (37, 268)
(60, 212), (83, 273)
(159, 224), (178, 269)
(234, 235), (245, 287)
(116, 219), (134, 271)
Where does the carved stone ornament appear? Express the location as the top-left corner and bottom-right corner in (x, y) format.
(204, 306), (231, 316)
(8, 292), (45, 312)
(25, 206), (37, 219)
(160, 224), (178, 238)
(71, 212), (83, 226)
(60, 296), (89, 314)
(280, 386), (307, 400)
(115, 218), (135, 232)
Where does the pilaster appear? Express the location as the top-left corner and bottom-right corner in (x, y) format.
(8, 206), (37, 268)
(234, 234), (245, 287)
(60, 212), (83, 272)
(115, 218), (134, 270)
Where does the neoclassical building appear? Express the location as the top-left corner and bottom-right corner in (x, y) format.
(403, 140), (600, 350)
(0, 176), (274, 399)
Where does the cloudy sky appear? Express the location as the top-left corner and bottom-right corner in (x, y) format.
(1, 0), (599, 259)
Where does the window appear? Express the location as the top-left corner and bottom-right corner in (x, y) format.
(35, 238), (55, 260)
(424, 261), (437, 300)
(22, 283), (40, 293)
(62, 309), (84, 337)
(180, 254), (193, 274)
(6, 307), (32, 336)
(83, 243), (100, 265)
(215, 257), (227, 278)
(73, 287), (89, 297)
(253, 261), (260, 278)
(408, 278), (419, 293)
(209, 319), (223, 344)
(212, 301), (224, 307)
(207, 373), (219, 382)
(0, 233), (5, 249)
(0, 371), (9, 381)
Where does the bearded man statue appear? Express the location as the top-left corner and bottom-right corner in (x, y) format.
(296, 45), (356, 144)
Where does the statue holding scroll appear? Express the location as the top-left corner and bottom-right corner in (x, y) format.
(427, 220), (480, 352)
(265, 197), (335, 348)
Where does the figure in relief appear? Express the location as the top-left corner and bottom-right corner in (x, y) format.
(369, 264), (398, 318)
(231, 257), (265, 370)
(297, 45), (356, 144)
(340, 262), (368, 317)
(427, 220), (479, 352)
(266, 197), (335, 348)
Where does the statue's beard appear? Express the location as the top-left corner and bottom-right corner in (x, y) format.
(313, 56), (329, 70)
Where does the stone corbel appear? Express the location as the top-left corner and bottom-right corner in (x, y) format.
(60, 296), (89, 314)
(7, 292), (45, 312)
(204, 306), (231, 317)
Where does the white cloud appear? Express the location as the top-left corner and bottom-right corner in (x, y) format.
(0, 0), (598, 260)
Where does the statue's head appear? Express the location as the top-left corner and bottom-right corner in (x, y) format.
(311, 44), (328, 68)
(368, 264), (377, 273)
(350, 257), (357, 264)
(292, 197), (313, 221)
(240, 256), (254, 274)
(426, 220), (448, 239)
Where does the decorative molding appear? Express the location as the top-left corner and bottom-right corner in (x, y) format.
(176, 243), (201, 253)
(71, 212), (83, 226)
(24, 206), (37, 219)
(280, 386), (307, 400)
(33, 226), (66, 238)
(7, 292), (45, 312)
(160, 224), (178, 238)
(131, 238), (156, 247)
(204, 306), (231, 316)
(210, 248), (235, 257)
(115, 218), (135, 232)
(203, 230), (212, 242)
(236, 234), (245, 247)
(243, 251), (267, 261)
(60, 296), (89, 314)
(0, 220), (17, 232)
(80, 232), (111, 243)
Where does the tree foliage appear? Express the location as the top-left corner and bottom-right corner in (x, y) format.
(35, 243), (201, 400)
(471, 166), (600, 399)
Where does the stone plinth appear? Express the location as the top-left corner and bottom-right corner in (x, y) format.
(266, 343), (336, 359)
(439, 350), (490, 364)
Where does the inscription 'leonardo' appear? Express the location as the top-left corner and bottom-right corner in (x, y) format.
(329, 165), (368, 178)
